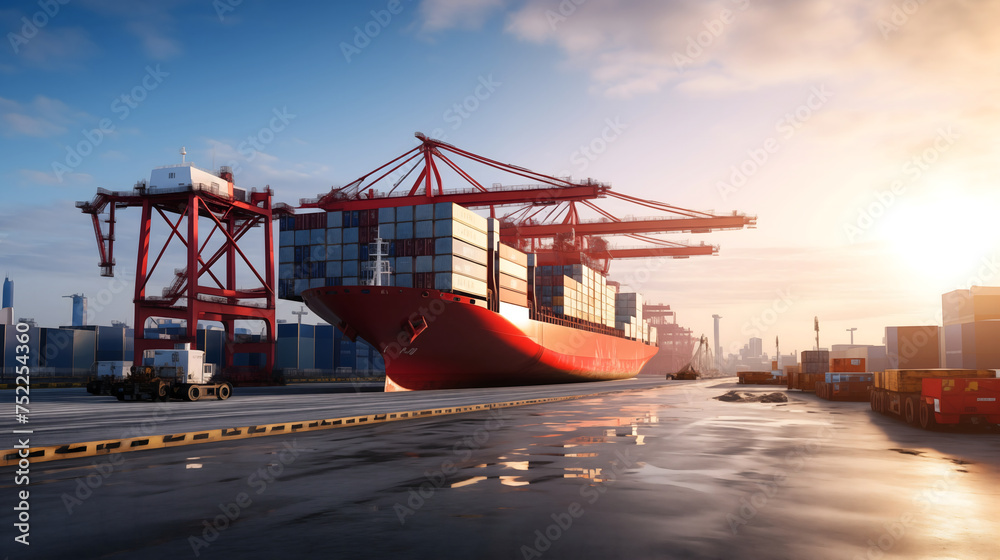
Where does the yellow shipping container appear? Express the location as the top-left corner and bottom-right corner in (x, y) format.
(875, 369), (996, 392)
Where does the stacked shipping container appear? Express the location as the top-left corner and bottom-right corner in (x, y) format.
(278, 202), (491, 300)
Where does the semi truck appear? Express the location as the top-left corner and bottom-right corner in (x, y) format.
(112, 343), (232, 402)
(870, 369), (1000, 429)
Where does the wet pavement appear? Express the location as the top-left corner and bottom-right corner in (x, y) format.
(3, 379), (999, 559)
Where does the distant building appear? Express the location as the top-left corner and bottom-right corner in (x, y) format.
(64, 294), (87, 327)
(942, 286), (1000, 369)
(748, 337), (762, 358)
(2, 275), (11, 309)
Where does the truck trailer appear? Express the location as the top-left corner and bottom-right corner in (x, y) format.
(112, 343), (232, 402)
(870, 369), (1000, 429)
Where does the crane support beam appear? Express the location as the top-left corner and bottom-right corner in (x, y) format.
(503, 215), (755, 237)
(300, 184), (606, 211)
(600, 245), (717, 259)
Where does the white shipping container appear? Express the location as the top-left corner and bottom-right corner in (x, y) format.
(434, 202), (488, 232)
(434, 237), (488, 264)
(309, 278), (324, 289)
(279, 264), (294, 280)
(433, 255), (488, 280)
(294, 230), (310, 245)
(343, 227), (359, 243)
(326, 228), (342, 245)
(396, 205), (414, 222)
(343, 244), (359, 260)
(433, 220), (488, 249)
(498, 258), (528, 280)
(310, 229), (325, 245)
(342, 260), (359, 277)
(378, 223), (395, 239)
(341, 277), (358, 286)
(279, 230), (294, 247)
(326, 245), (342, 261)
(435, 272), (488, 297)
(279, 246), (294, 263)
(327, 261), (342, 277)
(378, 207), (395, 223)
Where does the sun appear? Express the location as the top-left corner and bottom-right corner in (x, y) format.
(879, 192), (1000, 293)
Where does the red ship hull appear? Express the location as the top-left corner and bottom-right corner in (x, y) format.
(302, 286), (658, 391)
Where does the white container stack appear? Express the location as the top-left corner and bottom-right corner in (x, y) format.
(615, 292), (653, 341)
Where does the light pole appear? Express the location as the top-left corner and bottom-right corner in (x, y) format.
(292, 306), (308, 370)
(846, 327), (857, 345)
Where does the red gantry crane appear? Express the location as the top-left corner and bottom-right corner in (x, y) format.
(76, 162), (277, 384)
(299, 133), (755, 274)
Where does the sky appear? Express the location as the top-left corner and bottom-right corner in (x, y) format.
(1, 0), (998, 357)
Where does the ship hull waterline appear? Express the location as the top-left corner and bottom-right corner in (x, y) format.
(302, 286), (659, 392)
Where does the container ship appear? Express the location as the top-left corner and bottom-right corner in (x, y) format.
(280, 134), (755, 391)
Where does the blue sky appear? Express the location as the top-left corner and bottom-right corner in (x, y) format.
(2, 0), (998, 356)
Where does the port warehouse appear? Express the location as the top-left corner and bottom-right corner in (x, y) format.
(0, 322), (383, 382)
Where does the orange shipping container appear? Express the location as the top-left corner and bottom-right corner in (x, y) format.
(830, 358), (866, 372)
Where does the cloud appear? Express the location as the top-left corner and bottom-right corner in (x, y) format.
(0, 95), (93, 138)
(18, 168), (93, 187)
(125, 21), (182, 60)
(11, 26), (100, 68)
(504, 0), (1000, 99)
(419, 0), (506, 32)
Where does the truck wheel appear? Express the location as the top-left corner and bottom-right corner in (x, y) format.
(919, 401), (936, 430)
(904, 397), (919, 425)
(217, 383), (232, 400)
(156, 383), (169, 402)
(115, 393), (125, 402)
(186, 385), (201, 402)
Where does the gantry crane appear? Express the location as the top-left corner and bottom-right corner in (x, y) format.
(299, 133), (755, 274)
(76, 164), (277, 384)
